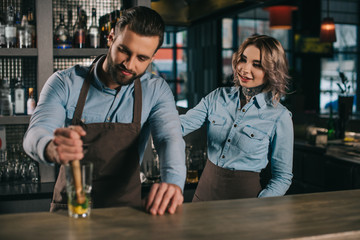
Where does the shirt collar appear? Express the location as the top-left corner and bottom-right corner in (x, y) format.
(93, 55), (107, 90)
(228, 86), (269, 109)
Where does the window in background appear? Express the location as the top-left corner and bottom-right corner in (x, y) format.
(319, 0), (358, 115)
(320, 24), (357, 114)
(152, 30), (188, 108)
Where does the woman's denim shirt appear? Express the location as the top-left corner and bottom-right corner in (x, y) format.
(180, 87), (294, 197)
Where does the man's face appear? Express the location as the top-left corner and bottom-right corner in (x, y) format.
(105, 26), (159, 87)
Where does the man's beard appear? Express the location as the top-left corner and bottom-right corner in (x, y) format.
(106, 52), (146, 86)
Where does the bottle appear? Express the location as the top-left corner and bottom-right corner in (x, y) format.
(100, 14), (109, 48)
(26, 8), (35, 48)
(54, 13), (71, 49)
(67, 9), (73, 44)
(88, 8), (100, 48)
(17, 15), (26, 48)
(0, 78), (13, 116)
(5, 5), (17, 48)
(0, 11), (6, 48)
(327, 104), (336, 140)
(22, 15), (32, 48)
(14, 77), (25, 115)
(73, 6), (86, 48)
(27, 88), (36, 115)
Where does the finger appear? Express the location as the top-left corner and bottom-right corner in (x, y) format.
(55, 142), (84, 163)
(54, 128), (81, 140)
(54, 127), (85, 140)
(148, 183), (168, 215)
(68, 125), (86, 136)
(53, 135), (83, 148)
(157, 186), (175, 215)
(167, 188), (184, 214)
(145, 184), (160, 212)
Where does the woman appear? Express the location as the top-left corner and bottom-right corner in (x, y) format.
(180, 35), (293, 201)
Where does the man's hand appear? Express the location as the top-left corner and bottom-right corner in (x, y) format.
(45, 125), (86, 165)
(145, 182), (184, 215)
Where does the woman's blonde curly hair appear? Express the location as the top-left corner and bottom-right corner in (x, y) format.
(232, 35), (290, 103)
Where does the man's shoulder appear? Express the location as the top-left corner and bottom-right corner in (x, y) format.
(55, 65), (89, 79)
(140, 72), (168, 92)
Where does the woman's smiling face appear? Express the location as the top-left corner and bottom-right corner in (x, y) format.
(236, 45), (266, 88)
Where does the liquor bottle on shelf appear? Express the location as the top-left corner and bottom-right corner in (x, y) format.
(100, 13), (109, 48)
(0, 10), (6, 48)
(27, 87), (36, 115)
(88, 8), (100, 48)
(73, 6), (86, 48)
(17, 15), (31, 48)
(54, 13), (71, 49)
(5, 5), (17, 48)
(0, 78), (13, 116)
(14, 77), (25, 115)
(67, 9), (73, 45)
(26, 8), (36, 48)
(23, 15), (32, 48)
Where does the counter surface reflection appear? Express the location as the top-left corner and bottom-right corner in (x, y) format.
(1, 190), (360, 240)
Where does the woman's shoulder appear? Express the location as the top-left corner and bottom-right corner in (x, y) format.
(207, 86), (238, 98)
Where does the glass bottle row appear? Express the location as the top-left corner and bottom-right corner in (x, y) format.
(0, 5), (36, 48)
(0, 77), (36, 116)
(54, 6), (120, 49)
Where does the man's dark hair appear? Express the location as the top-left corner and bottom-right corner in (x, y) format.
(115, 6), (165, 51)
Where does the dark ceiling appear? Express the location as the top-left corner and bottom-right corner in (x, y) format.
(151, 0), (289, 26)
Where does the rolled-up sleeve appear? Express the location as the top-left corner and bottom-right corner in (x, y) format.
(148, 80), (186, 191)
(23, 71), (69, 164)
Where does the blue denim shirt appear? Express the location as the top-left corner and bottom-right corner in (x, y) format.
(180, 87), (293, 197)
(23, 56), (186, 191)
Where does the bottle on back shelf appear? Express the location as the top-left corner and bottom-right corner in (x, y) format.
(88, 8), (100, 48)
(5, 5), (17, 48)
(14, 77), (25, 115)
(17, 15), (31, 48)
(73, 6), (86, 48)
(67, 9), (73, 43)
(26, 8), (36, 48)
(54, 13), (71, 49)
(0, 78), (13, 116)
(0, 10), (6, 48)
(27, 87), (36, 115)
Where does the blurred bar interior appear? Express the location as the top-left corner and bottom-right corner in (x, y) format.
(0, 0), (360, 214)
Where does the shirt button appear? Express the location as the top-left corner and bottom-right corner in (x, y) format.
(227, 139), (231, 142)
(212, 120), (216, 123)
(234, 124), (237, 127)
(222, 155), (225, 158)
(251, 134), (254, 137)
(81, 118), (85, 123)
(242, 109), (246, 112)
(107, 117), (111, 121)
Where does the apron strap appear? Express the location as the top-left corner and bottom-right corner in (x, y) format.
(72, 55), (103, 125)
(133, 78), (142, 124)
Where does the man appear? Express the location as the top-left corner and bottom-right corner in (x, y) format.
(23, 6), (186, 215)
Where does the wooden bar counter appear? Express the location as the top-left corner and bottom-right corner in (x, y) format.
(1, 190), (360, 240)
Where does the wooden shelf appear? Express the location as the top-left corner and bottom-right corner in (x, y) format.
(0, 116), (31, 125)
(0, 48), (38, 57)
(53, 48), (108, 57)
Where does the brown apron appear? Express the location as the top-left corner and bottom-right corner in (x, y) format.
(50, 56), (142, 211)
(192, 159), (262, 202)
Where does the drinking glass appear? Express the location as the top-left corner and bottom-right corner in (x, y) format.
(65, 161), (93, 218)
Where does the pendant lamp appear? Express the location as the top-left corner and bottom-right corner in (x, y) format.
(320, 0), (336, 42)
(264, 5), (298, 30)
